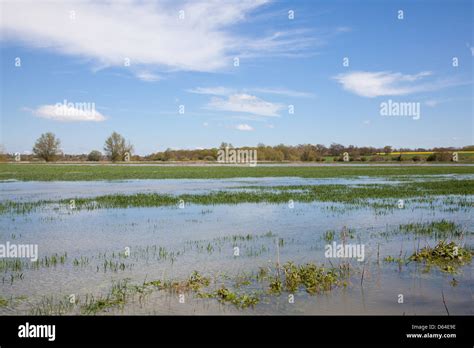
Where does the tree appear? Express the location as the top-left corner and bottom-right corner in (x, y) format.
(87, 150), (102, 161)
(32, 132), (61, 162)
(219, 142), (233, 149)
(104, 132), (133, 161)
(0, 144), (7, 162)
(329, 143), (344, 156)
(383, 146), (392, 155)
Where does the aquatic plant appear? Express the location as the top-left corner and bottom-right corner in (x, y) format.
(410, 241), (472, 274)
(213, 286), (259, 309)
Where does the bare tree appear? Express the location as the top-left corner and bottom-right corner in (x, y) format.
(32, 132), (61, 162)
(104, 132), (133, 161)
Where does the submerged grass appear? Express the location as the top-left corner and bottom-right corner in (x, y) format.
(398, 220), (467, 238)
(1, 180), (472, 214)
(81, 279), (129, 314)
(24, 261), (350, 314)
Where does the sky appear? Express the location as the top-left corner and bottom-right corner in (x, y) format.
(0, 0), (473, 155)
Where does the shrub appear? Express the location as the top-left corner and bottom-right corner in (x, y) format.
(87, 150), (102, 161)
(427, 152), (451, 162)
(370, 155), (384, 162)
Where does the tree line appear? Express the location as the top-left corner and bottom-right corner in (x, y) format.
(1, 132), (473, 162)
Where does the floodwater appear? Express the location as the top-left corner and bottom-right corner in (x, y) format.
(0, 176), (472, 315)
(2, 175), (473, 201)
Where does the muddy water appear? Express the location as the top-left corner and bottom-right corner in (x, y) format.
(0, 177), (472, 315)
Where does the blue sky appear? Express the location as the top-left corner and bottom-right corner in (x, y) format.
(0, 0), (472, 155)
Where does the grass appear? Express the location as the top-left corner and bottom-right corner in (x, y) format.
(144, 271), (211, 293)
(1, 163), (473, 181)
(81, 279), (129, 314)
(398, 220), (466, 238)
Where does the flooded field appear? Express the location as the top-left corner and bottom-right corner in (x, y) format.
(0, 173), (473, 315)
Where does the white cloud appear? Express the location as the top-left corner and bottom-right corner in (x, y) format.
(424, 99), (439, 107)
(234, 123), (254, 131)
(30, 104), (106, 122)
(333, 71), (433, 97)
(135, 71), (162, 82)
(207, 93), (283, 117)
(0, 0), (316, 75)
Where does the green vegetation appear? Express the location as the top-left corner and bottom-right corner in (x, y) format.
(212, 287), (260, 308)
(268, 262), (348, 295)
(87, 150), (102, 162)
(1, 163), (473, 181)
(0, 296), (8, 307)
(144, 271), (211, 292)
(410, 241), (473, 274)
(383, 256), (404, 263)
(323, 230), (335, 242)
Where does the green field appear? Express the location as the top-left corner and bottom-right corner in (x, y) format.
(0, 163), (473, 181)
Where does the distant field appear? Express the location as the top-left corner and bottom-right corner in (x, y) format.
(0, 163), (473, 181)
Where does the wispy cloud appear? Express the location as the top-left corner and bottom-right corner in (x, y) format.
(186, 87), (234, 96)
(26, 104), (106, 122)
(333, 71), (469, 98)
(236, 29), (318, 59)
(0, 0), (318, 77)
(333, 71), (432, 97)
(207, 94), (284, 117)
(188, 86), (314, 98)
(248, 87), (314, 98)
